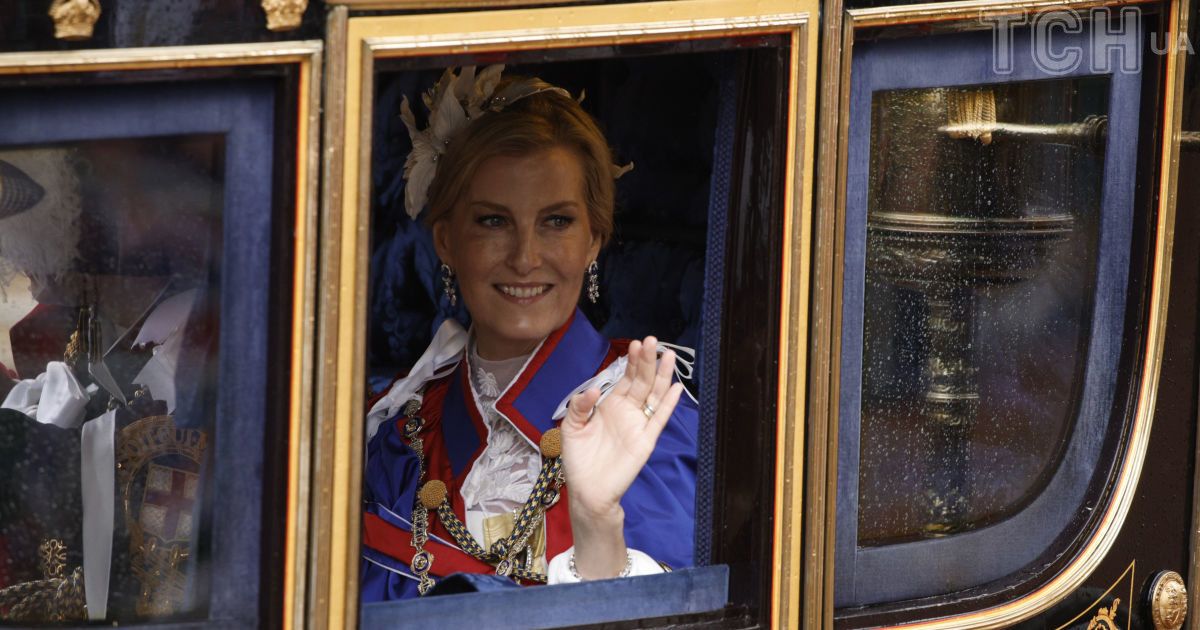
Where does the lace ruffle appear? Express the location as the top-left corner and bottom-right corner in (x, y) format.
(459, 405), (539, 511)
(460, 354), (540, 520)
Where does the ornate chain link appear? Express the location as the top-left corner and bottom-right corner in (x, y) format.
(428, 443), (562, 583)
(0, 566), (86, 622)
(400, 399), (437, 595)
(401, 397), (567, 591)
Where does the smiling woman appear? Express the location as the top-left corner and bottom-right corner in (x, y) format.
(360, 67), (699, 601)
(433, 146), (600, 360)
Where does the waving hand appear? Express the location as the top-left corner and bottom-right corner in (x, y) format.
(558, 337), (684, 578)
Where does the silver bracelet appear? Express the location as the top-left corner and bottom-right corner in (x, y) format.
(568, 550), (633, 581)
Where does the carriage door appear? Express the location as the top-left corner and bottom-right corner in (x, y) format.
(812, 1), (1200, 627)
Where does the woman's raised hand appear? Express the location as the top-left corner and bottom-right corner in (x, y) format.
(559, 336), (684, 579)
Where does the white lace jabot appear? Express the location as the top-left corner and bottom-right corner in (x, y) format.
(459, 342), (540, 541)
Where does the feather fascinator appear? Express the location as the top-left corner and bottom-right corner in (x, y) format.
(399, 65), (631, 220)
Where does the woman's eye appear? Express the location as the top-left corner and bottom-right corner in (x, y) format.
(545, 215), (574, 229)
(476, 214), (507, 228)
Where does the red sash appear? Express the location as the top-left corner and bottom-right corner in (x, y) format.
(363, 511), (495, 577)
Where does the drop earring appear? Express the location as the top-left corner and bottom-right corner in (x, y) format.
(441, 263), (457, 306)
(586, 260), (599, 304)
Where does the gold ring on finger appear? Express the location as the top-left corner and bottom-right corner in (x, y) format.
(642, 402), (656, 419)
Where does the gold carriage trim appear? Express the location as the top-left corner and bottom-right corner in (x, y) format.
(48, 0), (101, 41)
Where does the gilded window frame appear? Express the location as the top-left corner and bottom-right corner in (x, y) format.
(0, 41), (324, 630)
(806, 0), (1188, 627)
(324, 0), (585, 9)
(313, 1), (818, 627)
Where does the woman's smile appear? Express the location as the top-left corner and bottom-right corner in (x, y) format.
(496, 283), (552, 301)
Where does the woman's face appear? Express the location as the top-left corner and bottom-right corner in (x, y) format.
(434, 146), (601, 360)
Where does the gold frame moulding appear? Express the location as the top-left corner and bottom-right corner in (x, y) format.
(0, 41), (324, 630)
(314, 1), (819, 628)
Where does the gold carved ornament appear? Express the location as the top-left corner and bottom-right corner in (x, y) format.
(39, 539), (68, 579)
(117, 415), (207, 617)
(261, 0), (307, 32)
(48, 0), (101, 41)
(0, 539), (86, 622)
(1085, 598), (1121, 630)
(1150, 571), (1188, 630)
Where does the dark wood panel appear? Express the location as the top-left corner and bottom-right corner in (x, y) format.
(707, 47), (789, 628)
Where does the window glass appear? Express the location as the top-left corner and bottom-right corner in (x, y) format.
(0, 136), (223, 623)
(358, 38), (791, 621)
(362, 52), (728, 594)
(835, 23), (1145, 611)
(858, 78), (1108, 545)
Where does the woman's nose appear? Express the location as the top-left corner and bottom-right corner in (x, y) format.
(507, 228), (542, 274)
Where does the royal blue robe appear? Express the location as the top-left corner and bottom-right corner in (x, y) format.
(361, 309), (698, 601)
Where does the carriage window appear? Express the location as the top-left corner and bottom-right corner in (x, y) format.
(353, 29), (799, 624)
(835, 22), (1147, 612)
(361, 48), (742, 600)
(0, 79), (280, 627)
(0, 137), (223, 624)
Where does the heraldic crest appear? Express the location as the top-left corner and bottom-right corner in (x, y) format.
(117, 415), (207, 617)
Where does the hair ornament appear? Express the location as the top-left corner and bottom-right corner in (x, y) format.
(485, 79), (570, 114)
(400, 65), (632, 220)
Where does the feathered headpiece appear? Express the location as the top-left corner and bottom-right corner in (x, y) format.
(399, 65), (632, 220)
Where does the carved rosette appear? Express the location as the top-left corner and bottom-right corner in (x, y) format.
(1150, 570), (1187, 630)
(261, 0), (307, 32)
(48, 0), (101, 41)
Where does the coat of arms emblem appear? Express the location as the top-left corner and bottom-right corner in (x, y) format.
(116, 415), (206, 617)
